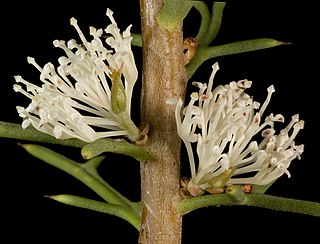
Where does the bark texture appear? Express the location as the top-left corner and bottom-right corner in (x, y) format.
(139, 0), (187, 243)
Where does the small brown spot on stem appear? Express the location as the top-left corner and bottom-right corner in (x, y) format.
(183, 37), (198, 65)
(242, 184), (253, 193)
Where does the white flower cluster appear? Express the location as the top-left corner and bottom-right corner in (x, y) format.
(14, 9), (138, 142)
(175, 62), (304, 196)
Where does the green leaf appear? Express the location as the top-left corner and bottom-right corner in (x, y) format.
(157, 0), (194, 32)
(48, 194), (141, 230)
(0, 121), (86, 147)
(193, 1), (211, 43)
(245, 194), (320, 217)
(177, 194), (235, 215)
(200, 1), (226, 46)
(21, 144), (131, 206)
(187, 38), (288, 79)
(81, 138), (150, 162)
(177, 192), (320, 217)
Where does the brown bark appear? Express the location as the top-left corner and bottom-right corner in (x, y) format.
(139, 0), (187, 243)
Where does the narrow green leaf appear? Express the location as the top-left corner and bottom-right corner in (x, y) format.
(0, 121), (86, 147)
(82, 156), (142, 215)
(245, 194), (320, 217)
(157, 0), (194, 32)
(177, 192), (320, 217)
(193, 1), (211, 44)
(81, 138), (149, 162)
(83, 156), (105, 171)
(21, 144), (130, 206)
(201, 1), (226, 46)
(187, 38), (288, 79)
(47, 194), (141, 230)
(177, 194), (235, 215)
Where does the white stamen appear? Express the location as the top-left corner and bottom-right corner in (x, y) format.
(174, 62), (304, 192)
(13, 9), (138, 143)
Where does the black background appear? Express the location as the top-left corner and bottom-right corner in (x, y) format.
(1, 1), (319, 243)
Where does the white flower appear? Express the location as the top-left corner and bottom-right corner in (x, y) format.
(175, 62), (304, 195)
(13, 9), (139, 142)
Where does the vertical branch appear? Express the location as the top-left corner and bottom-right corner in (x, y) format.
(139, 0), (187, 243)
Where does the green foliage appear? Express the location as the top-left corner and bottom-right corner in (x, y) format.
(157, 0), (194, 31)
